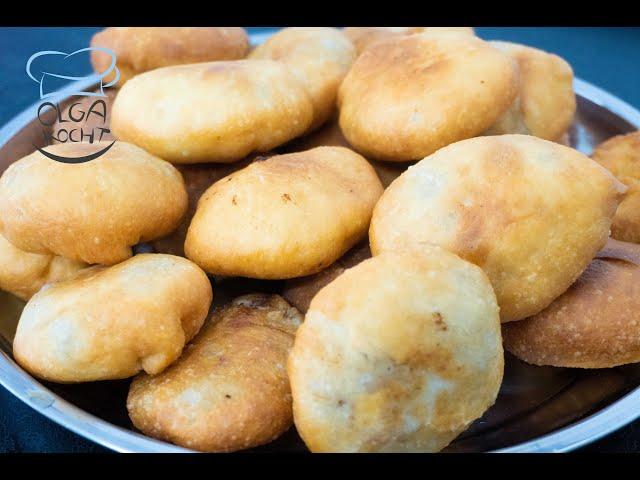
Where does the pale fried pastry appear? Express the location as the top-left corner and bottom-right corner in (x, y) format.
(111, 60), (314, 163)
(250, 27), (356, 130)
(91, 27), (249, 86)
(185, 147), (383, 279)
(0, 141), (188, 265)
(338, 34), (518, 162)
(288, 248), (503, 452)
(503, 239), (640, 368)
(0, 233), (87, 301)
(343, 27), (475, 55)
(370, 135), (626, 322)
(485, 41), (575, 141)
(592, 131), (640, 243)
(13, 254), (212, 383)
(127, 294), (301, 452)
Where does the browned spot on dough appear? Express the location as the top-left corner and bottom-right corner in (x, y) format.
(232, 195), (238, 205)
(433, 312), (447, 331)
(282, 193), (292, 203)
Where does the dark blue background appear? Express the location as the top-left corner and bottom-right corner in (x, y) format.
(1, 27), (640, 453)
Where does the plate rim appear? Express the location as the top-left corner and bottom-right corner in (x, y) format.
(1, 54), (640, 454)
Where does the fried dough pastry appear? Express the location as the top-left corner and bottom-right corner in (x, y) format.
(485, 41), (576, 141)
(0, 233), (87, 301)
(111, 60), (314, 163)
(338, 34), (518, 162)
(592, 131), (640, 243)
(91, 27), (249, 86)
(0, 142), (188, 265)
(128, 294), (301, 452)
(185, 147), (383, 279)
(288, 248), (503, 452)
(503, 239), (640, 368)
(13, 254), (212, 382)
(343, 27), (475, 54)
(370, 135), (626, 322)
(250, 27), (356, 130)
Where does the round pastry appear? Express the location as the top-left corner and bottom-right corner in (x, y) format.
(150, 154), (269, 256)
(338, 33), (519, 162)
(0, 141), (188, 265)
(503, 239), (640, 368)
(128, 294), (301, 452)
(13, 254), (212, 383)
(288, 248), (503, 452)
(90, 27), (249, 86)
(484, 41), (575, 141)
(0, 233), (87, 301)
(282, 241), (371, 313)
(249, 27), (356, 130)
(343, 27), (475, 54)
(111, 60), (314, 163)
(185, 146), (383, 279)
(370, 135), (626, 322)
(51, 88), (117, 143)
(592, 131), (640, 243)
(282, 118), (408, 188)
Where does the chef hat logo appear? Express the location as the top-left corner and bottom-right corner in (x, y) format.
(26, 47), (120, 99)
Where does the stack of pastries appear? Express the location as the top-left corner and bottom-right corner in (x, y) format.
(1, 26), (639, 453)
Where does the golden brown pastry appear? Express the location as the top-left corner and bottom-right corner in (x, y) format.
(0, 142), (187, 265)
(282, 241), (371, 313)
(288, 248), (503, 452)
(52, 88), (117, 143)
(150, 154), (268, 256)
(0, 233), (87, 301)
(111, 60), (314, 164)
(90, 27), (249, 86)
(185, 147), (383, 279)
(503, 239), (640, 368)
(13, 254), (212, 383)
(592, 131), (640, 243)
(485, 41), (575, 141)
(343, 27), (475, 54)
(338, 33), (518, 162)
(282, 118), (408, 188)
(249, 27), (356, 130)
(370, 135), (626, 322)
(128, 294), (301, 452)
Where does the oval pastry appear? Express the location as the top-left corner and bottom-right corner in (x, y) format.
(128, 294), (301, 452)
(503, 239), (640, 368)
(370, 135), (626, 322)
(111, 60), (314, 163)
(0, 141), (188, 265)
(185, 147), (383, 279)
(288, 248), (503, 452)
(0, 233), (87, 301)
(485, 41), (575, 142)
(592, 131), (640, 244)
(250, 27), (356, 130)
(91, 27), (250, 86)
(13, 254), (212, 383)
(338, 33), (518, 162)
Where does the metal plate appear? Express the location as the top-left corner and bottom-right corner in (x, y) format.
(1, 33), (640, 452)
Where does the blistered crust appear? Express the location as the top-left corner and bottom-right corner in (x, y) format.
(111, 60), (314, 163)
(13, 254), (213, 382)
(288, 248), (503, 452)
(91, 27), (249, 86)
(370, 135), (626, 322)
(127, 294), (301, 452)
(185, 147), (383, 279)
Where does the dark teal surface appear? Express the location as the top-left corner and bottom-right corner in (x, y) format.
(1, 27), (639, 453)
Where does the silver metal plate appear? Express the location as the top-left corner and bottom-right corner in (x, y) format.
(1, 38), (640, 452)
